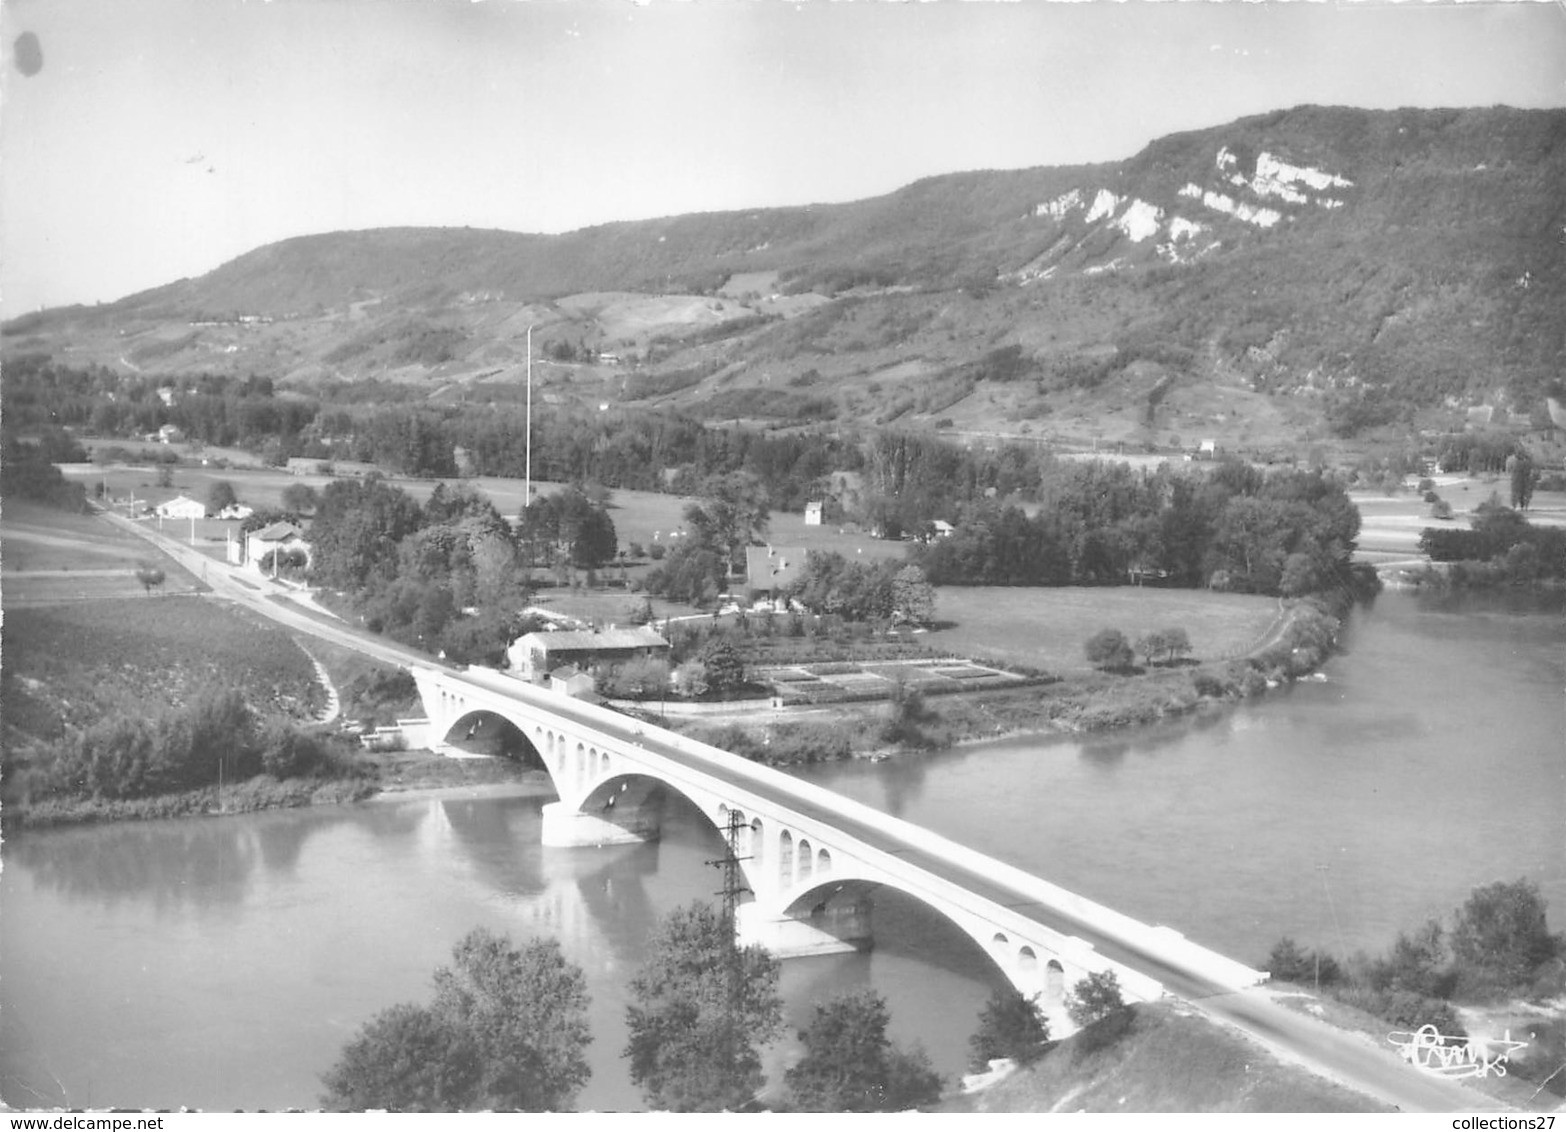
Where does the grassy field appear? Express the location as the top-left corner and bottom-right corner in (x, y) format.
(921, 586), (1281, 676)
(0, 499), (204, 603)
(2, 596), (326, 742)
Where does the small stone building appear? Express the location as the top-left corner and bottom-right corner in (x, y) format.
(506, 626), (670, 684)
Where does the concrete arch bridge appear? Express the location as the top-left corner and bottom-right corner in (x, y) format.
(412, 665), (1265, 1022)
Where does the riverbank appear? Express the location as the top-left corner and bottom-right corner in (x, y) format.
(670, 593), (1350, 765)
(1, 746), (534, 832)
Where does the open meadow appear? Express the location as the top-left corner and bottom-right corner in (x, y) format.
(0, 499), (203, 604)
(921, 585), (1282, 676)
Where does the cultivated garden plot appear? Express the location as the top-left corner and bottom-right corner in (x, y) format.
(757, 658), (1026, 706)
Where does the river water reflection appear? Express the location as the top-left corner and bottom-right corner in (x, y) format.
(2, 590), (1561, 1110)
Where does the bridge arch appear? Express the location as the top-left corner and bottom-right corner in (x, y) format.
(769, 872), (1101, 1013)
(439, 709), (544, 766)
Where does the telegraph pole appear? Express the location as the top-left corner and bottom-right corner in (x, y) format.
(525, 324), (533, 511)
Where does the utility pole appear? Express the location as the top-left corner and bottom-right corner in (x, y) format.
(1317, 863), (1348, 967)
(525, 324), (533, 512)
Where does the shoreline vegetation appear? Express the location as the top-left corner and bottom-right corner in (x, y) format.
(4, 588), (1355, 833)
(664, 588), (1353, 767)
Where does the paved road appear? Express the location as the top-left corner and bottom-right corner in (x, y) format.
(108, 506), (1510, 1113)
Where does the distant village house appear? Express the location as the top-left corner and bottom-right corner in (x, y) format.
(155, 495), (206, 520)
(233, 521), (311, 573)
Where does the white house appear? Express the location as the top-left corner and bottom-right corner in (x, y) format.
(155, 495), (206, 520)
(804, 501), (824, 526)
(506, 626), (670, 684)
(244, 521), (311, 573)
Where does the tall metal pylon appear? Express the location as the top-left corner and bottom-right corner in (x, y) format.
(708, 808), (752, 937)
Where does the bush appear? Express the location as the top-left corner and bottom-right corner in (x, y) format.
(1066, 970), (1125, 1029)
(1331, 986), (1467, 1041)
(969, 989), (1050, 1070)
(1192, 671), (1229, 698)
(258, 720), (333, 779)
(1266, 936), (1343, 987)
(1083, 629), (1133, 671)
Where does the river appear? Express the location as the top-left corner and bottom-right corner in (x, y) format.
(2, 590), (1561, 1111)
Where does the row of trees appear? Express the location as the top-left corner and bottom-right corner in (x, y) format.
(323, 903), (943, 1113)
(324, 898), (1145, 1112)
(1418, 501), (1566, 583)
(1083, 627), (1192, 671)
(15, 355), (1355, 556)
(915, 463), (1360, 597)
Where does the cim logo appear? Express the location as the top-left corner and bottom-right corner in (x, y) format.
(1388, 1024), (1528, 1080)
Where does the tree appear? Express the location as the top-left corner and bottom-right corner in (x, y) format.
(697, 640), (746, 696)
(598, 656), (670, 701)
(624, 902), (783, 1111)
(281, 482), (319, 514)
(1161, 627), (1191, 662)
(519, 487), (617, 569)
(135, 564), (166, 595)
(684, 472), (770, 576)
(1370, 918), (1452, 998)
(1083, 628), (1132, 671)
(1133, 631), (1168, 667)
(968, 988), (1050, 1070)
(1265, 937), (1341, 988)
(1510, 453), (1537, 511)
(784, 989), (942, 1112)
(1450, 878), (1560, 992)
(156, 463), (175, 488)
(427, 928), (592, 1111)
(321, 1003), (482, 1112)
(206, 479), (238, 513)
(1066, 970), (1125, 1029)
(891, 564), (936, 626)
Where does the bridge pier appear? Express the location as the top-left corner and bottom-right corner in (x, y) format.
(736, 892), (874, 959)
(540, 798), (662, 848)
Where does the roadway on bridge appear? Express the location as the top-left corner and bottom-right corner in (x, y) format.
(109, 507), (1501, 1113)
